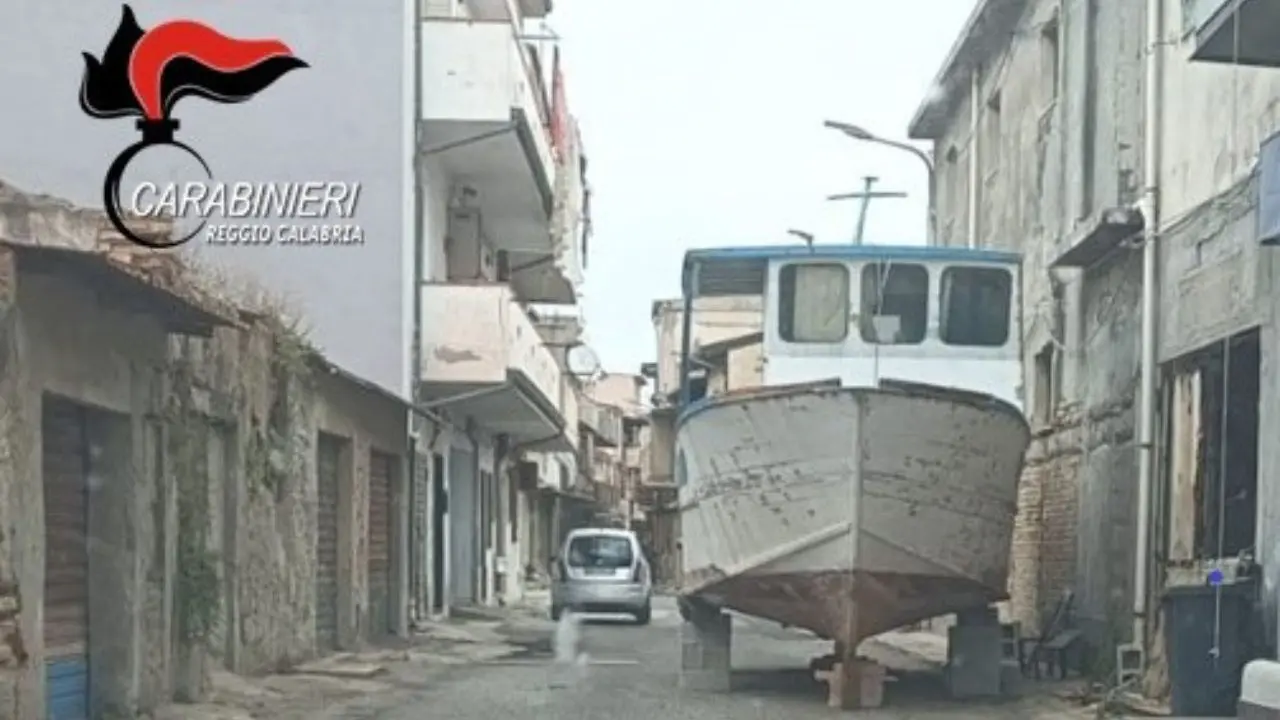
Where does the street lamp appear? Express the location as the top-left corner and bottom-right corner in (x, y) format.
(824, 120), (937, 247)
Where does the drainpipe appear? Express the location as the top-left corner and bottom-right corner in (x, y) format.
(408, 0), (426, 626)
(677, 261), (696, 410)
(967, 68), (981, 249)
(1133, 0), (1163, 656)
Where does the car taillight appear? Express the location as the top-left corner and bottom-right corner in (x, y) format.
(632, 564), (644, 582)
(556, 558), (569, 580)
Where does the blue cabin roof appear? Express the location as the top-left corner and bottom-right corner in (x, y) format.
(681, 243), (1021, 297)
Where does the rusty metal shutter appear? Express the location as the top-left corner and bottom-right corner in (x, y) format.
(367, 451), (394, 636)
(42, 398), (89, 720)
(316, 435), (341, 650)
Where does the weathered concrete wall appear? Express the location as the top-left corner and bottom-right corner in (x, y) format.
(915, 0), (1146, 657)
(0, 246), (26, 717)
(1259, 249), (1280, 652)
(1156, 0), (1280, 226)
(1157, 174), (1263, 362)
(1076, 253), (1142, 648)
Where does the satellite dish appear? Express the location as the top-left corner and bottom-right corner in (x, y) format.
(565, 342), (602, 377)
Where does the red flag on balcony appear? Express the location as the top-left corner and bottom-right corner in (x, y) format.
(550, 47), (569, 162)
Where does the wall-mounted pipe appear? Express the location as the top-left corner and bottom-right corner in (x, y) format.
(676, 261), (696, 410)
(967, 68), (981, 248)
(407, 0), (426, 624)
(1133, 0), (1163, 657)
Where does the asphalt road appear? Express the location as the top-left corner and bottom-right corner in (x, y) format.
(372, 597), (1085, 720)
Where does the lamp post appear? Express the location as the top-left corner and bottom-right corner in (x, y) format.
(824, 120), (937, 247)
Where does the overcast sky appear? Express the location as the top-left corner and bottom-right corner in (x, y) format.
(551, 0), (979, 376)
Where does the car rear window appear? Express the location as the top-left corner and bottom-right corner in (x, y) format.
(567, 535), (634, 568)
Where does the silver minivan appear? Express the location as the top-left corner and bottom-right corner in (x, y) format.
(550, 527), (652, 624)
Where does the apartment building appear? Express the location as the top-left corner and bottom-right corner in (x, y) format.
(417, 0), (590, 612)
(0, 0), (596, 636)
(639, 296), (765, 588)
(648, 296), (764, 403)
(585, 373), (648, 524)
(909, 0), (1280, 688)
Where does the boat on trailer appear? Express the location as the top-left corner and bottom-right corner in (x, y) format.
(672, 244), (1031, 651)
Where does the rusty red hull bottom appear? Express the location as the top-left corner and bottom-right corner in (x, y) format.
(694, 569), (1006, 645)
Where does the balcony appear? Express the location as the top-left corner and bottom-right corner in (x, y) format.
(464, 0), (552, 21)
(1190, 0), (1280, 67)
(578, 396), (622, 447)
(419, 283), (569, 450)
(420, 18), (556, 253)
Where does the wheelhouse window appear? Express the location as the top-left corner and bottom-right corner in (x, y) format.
(777, 263), (849, 343)
(939, 266), (1013, 347)
(859, 263), (928, 344)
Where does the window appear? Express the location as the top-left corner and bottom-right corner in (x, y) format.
(939, 266), (1012, 346)
(567, 535), (634, 568)
(1041, 14), (1060, 102)
(859, 263), (928, 344)
(1032, 343), (1058, 426)
(777, 263), (849, 343)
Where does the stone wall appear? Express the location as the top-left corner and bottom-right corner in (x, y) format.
(0, 179), (414, 717)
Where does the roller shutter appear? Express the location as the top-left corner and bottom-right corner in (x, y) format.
(367, 451), (394, 636)
(316, 435), (341, 649)
(42, 398), (89, 720)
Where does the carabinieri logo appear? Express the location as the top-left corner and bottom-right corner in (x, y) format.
(79, 4), (308, 248)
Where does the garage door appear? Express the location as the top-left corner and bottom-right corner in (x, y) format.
(42, 398), (89, 720)
(367, 451), (394, 637)
(316, 434), (342, 650)
(448, 448), (477, 605)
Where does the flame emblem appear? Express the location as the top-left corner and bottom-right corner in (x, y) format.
(80, 5), (308, 247)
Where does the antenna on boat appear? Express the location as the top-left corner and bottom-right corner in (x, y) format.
(827, 176), (907, 245)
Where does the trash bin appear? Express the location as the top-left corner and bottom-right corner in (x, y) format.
(1162, 582), (1253, 717)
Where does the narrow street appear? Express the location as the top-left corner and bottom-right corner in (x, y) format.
(326, 597), (1088, 720)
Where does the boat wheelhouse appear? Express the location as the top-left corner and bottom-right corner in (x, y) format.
(676, 243), (1022, 408)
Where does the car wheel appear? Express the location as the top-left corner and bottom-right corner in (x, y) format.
(634, 601), (651, 626)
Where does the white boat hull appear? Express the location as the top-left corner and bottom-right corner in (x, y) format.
(676, 380), (1031, 644)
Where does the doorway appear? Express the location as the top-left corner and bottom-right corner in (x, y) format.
(42, 396), (91, 720)
(1163, 328), (1260, 564)
(447, 447), (477, 606)
(431, 453), (446, 613)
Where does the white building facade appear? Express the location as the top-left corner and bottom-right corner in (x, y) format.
(0, 0), (593, 622)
